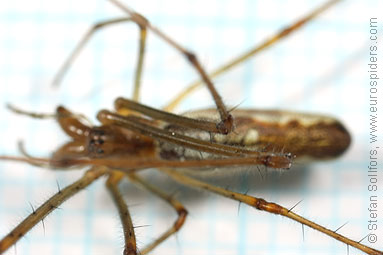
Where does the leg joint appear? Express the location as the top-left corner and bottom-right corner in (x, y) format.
(131, 12), (149, 28)
(185, 51), (197, 63)
(174, 208), (188, 230)
(254, 198), (284, 215)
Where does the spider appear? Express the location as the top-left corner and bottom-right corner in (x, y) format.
(0, 0), (382, 254)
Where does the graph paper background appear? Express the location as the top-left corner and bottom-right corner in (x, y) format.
(0, 0), (382, 254)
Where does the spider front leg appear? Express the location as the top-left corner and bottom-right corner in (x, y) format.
(114, 97), (232, 134)
(109, 0), (234, 135)
(159, 168), (383, 255)
(96, 110), (292, 169)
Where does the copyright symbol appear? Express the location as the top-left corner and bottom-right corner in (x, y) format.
(368, 233), (377, 243)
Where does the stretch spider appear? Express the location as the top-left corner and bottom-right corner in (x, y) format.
(0, 0), (382, 254)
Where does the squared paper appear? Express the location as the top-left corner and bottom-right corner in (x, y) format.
(0, 0), (382, 255)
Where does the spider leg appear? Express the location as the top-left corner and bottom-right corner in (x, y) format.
(128, 173), (187, 254)
(114, 97), (230, 134)
(163, 0), (341, 112)
(51, 17), (147, 102)
(106, 171), (138, 255)
(159, 168), (383, 255)
(0, 166), (108, 254)
(109, 0), (234, 135)
(97, 110), (292, 169)
(6, 104), (57, 119)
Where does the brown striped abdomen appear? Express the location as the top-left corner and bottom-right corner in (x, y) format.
(181, 109), (351, 161)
